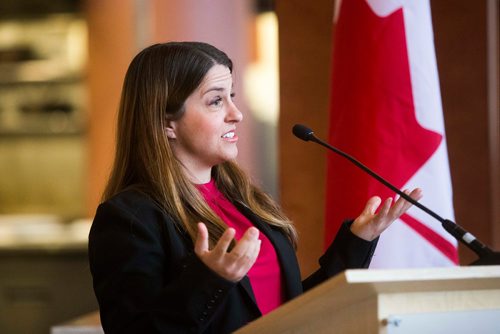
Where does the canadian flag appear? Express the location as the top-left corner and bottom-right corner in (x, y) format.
(325, 0), (459, 267)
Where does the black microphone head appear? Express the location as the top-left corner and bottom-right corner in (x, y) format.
(292, 124), (314, 141)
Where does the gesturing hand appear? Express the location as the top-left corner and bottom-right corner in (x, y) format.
(350, 188), (423, 241)
(194, 223), (261, 282)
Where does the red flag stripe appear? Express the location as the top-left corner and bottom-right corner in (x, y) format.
(400, 213), (459, 264)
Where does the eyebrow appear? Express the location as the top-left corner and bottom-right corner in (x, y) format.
(202, 87), (226, 95)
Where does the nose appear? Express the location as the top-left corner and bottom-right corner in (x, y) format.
(226, 102), (243, 123)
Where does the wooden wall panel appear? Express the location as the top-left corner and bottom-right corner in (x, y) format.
(85, 0), (135, 216)
(276, 0), (334, 276)
(431, 0), (498, 264)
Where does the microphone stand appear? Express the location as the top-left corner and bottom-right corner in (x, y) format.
(293, 124), (500, 266)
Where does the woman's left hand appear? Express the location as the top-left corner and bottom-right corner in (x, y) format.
(350, 188), (423, 241)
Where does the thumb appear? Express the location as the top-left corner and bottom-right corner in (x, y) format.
(194, 223), (209, 255)
(363, 196), (382, 215)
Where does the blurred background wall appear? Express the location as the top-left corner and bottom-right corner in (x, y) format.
(0, 0), (280, 332)
(0, 0), (497, 333)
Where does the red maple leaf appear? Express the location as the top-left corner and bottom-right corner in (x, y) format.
(325, 0), (457, 263)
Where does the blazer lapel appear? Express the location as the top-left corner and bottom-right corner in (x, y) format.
(234, 202), (303, 300)
(238, 276), (260, 313)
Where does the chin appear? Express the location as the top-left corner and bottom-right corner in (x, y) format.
(224, 148), (238, 160)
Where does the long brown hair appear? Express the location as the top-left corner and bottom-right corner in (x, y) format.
(104, 42), (297, 248)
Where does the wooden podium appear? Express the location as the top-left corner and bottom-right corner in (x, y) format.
(52, 266), (500, 333)
(235, 265), (500, 333)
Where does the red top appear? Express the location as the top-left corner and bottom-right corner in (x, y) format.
(197, 180), (284, 315)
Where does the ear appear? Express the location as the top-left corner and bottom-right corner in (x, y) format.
(165, 121), (177, 139)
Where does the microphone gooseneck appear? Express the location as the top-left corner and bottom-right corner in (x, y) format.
(292, 124), (499, 265)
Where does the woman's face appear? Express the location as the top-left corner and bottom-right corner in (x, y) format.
(167, 64), (243, 182)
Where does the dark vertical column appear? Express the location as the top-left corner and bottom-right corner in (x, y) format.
(276, 0), (334, 276)
(431, 0), (497, 264)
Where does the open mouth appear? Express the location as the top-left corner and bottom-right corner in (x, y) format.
(222, 131), (235, 139)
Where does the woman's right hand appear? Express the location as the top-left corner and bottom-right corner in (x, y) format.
(194, 223), (261, 282)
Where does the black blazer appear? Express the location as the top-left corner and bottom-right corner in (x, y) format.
(89, 189), (377, 333)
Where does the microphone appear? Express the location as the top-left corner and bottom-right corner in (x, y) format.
(292, 124), (500, 265)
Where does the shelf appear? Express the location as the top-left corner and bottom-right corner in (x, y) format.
(0, 60), (84, 86)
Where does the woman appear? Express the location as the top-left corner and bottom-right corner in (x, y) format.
(88, 42), (422, 334)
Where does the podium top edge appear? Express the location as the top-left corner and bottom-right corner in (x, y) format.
(343, 265), (500, 283)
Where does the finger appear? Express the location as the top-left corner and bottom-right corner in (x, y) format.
(194, 223), (209, 255)
(363, 196), (382, 215)
(375, 197), (392, 221)
(409, 188), (423, 201)
(399, 189), (416, 212)
(391, 189), (411, 214)
(229, 227), (259, 260)
(398, 188), (422, 203)
(250, 239), (262, 263)
(233, 238), (261, 277)
(241, 227), (259, 241)
(212, 227), (236, 255)
(245, 237), (261, 264)
(393, 188), (422, 216)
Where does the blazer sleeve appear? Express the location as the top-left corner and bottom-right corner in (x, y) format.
(89, 198), (236, 334)
(301, 220), (378, 291)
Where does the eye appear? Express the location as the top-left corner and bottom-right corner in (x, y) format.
(210, 97), (223, 107)
(230, 92), (236, 101)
